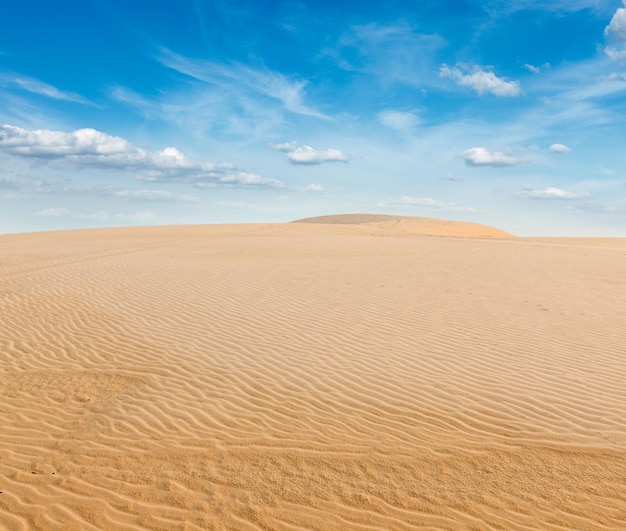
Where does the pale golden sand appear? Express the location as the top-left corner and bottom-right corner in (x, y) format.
(1, 216), (625, 529)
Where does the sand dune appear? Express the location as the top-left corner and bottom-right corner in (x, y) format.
(292, 213), (515, 238)
(1, 217), (625, 529)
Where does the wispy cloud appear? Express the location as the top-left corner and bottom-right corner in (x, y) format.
(329, 22), (446, 87)
(0, 176), (19, 189)
(519, 186), (590, 199)
(270, 141), (348, 165)
(157, 48), (328, 119)
(568, 201), (626, 213)
(515, 58), (626, 130)
(378, 195), (476, 213)
(0, 72), (89, 104)
(0, 124), (283, 188)
(378, 109), (420, 132)
(460, 147), (523, 167)
(473, 0), (615, 16)
(439, 65), (522, 96)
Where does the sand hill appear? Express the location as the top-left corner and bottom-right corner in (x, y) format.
(1, 217), (625, 529)
(291, 213), (515, 238)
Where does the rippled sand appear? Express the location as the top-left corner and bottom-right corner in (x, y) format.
(1, 216), (625, 529)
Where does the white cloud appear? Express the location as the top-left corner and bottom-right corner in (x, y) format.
(378, 195), (476, 213)
(605, 47), (626, 60)
(523, 63), (550, 74)
(306, 184), (324, 192)
(218, 171), (280, 185)
(378, 109), (420, 132)
(439, 65), (522, 96)
(605, 2), (626, 39)
(549, 143), (571, 153)
(270, 141), (348, 165)
(524, 64), (541, 74)
(270, 141), (298, 152)
(605, 2), (626, 59)
(460, 147), (522, 167)
(519, 187), (590, 199)
(288, 146), (348, 165)
(0, 124), (283, 188)
(1, 125), (136, 158)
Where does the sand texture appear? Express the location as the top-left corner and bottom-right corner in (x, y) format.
(1, 217), (625, 530)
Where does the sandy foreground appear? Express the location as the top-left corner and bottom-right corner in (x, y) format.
(1, 215), (625, 530)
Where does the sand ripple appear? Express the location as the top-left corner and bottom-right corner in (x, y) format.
(1, 220), (625, 529)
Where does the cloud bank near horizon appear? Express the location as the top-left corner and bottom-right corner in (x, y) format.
(0, 124), (283, 188)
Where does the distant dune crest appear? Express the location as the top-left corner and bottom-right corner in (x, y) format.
(291, 213), (514, 238)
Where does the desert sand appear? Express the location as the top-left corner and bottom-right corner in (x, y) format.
(1, 214), (625, 530)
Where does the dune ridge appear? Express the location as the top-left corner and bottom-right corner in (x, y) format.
(1, 219), (625, 529)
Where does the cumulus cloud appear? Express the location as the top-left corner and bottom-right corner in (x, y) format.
(605, 1), (626, 60)
(1, 124), (186, 164)
(519, 187), (589, 200)
(460, 147), (522, 167)
(270, 141), (348, 165)
(0, 124), (283, 188)
(439, 65), (522, 96)
(378, 109), (420, 132)
(378, 195), (476, 213)
(306, 184), (325, 192)
(288, 146), (348, 165)
(549, 143), (571, 153)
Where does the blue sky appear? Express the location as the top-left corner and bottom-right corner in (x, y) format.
(1, 0), (626, 235)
